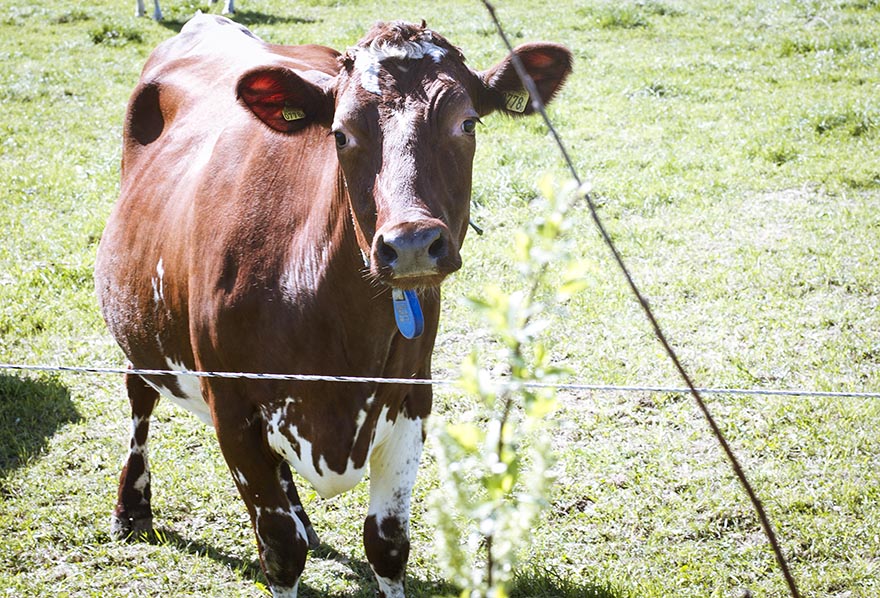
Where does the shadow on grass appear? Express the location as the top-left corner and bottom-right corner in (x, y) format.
(143, 527), (263, 578)
(142, 528), (458, 597)
(0, 374), (81, 478)
(510, 567), (630, 598)
(156, 10), (320, 33)
(137, 527), (626, 597)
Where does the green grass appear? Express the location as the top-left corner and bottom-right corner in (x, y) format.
(1, 0), (879, 596)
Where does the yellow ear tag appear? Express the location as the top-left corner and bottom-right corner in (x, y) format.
(281, 106), (306, 121)
(503, 90), (529, 113)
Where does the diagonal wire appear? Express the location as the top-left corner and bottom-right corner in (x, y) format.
(479, 2), (801, 597)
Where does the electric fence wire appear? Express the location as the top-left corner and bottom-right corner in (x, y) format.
(479, 1), (802, 596)
(0, 362), (878, 401)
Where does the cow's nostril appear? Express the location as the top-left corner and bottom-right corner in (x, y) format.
(377, 237), (398, 266)
(428, 236), (446, 259)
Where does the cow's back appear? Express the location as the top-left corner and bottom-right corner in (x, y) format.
(122, 14), (338, 176)
(95, 14), (344, 372)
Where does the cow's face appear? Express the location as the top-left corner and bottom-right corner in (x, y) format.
(238, 21), (572, 290)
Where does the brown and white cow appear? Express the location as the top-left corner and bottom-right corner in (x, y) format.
(95, 14), (570, 598)
(136, 0), (235, 20)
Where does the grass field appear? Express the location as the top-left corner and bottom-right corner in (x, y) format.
(1, 0), (879, 596)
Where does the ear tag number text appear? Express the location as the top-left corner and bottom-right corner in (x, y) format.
(503, 90), (529, 113)
(282, 106), (306, 121)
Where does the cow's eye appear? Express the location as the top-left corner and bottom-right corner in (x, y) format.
(334, 131), (348, 148)
(462, 119), (478, 134)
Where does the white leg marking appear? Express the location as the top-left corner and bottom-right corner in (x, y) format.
(133, 471), (151, 493)
(375, 574), (403, 598)
(368, 415), (423, 523)
(232, 468), (249, 488)
(366, 415), (423, 598)
(270, 584), (298, 598)
(254, 505), (306, 598)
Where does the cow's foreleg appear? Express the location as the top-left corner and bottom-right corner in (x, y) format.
(215, 410), (309, 598)
(364, 414), (424, 598)
(111, 373), (160, 539)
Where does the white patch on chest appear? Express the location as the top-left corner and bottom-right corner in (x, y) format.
(265, 397), (395, 499)
(140, 359), (213, 426)
(281, 241), (332, 302)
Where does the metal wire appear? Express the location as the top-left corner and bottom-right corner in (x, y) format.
(480, 2), (802, 597)
(0, 362), (877, 400)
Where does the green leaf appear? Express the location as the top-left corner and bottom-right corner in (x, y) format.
(445, 422), (484, 452)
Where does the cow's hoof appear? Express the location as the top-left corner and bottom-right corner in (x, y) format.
(110, 512), (153, 541)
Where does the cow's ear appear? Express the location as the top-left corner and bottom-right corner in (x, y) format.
(476, 43), (572, 117)
(237, 67), (335, 133)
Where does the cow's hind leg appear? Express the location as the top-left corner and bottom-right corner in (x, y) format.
(111, 373), (160, 540)
(364, 414), (424, 598)
(279, 462), (320, 550)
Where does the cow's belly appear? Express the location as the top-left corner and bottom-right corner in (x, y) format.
(141, 358), (214, 427)
(265, 398), (395, 499)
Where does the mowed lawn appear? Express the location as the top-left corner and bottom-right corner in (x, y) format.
(1, 0), (878, 596)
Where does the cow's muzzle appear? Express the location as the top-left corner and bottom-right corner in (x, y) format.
(372, 219), (461, 287)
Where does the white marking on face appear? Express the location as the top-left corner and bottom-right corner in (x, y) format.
(350, 34), (448, 95)
(129, 442), (146, 456)
(379, 108), (420, 203)
(264, 398), (395, 499)
(256, 505), (308, 542)
(353, 51), (383, 95)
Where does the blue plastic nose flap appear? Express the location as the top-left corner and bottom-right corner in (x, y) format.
(392, 288), (424, 339)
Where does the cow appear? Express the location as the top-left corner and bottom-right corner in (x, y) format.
(95, 13), (571, 598)
(136, 0), (235, 20)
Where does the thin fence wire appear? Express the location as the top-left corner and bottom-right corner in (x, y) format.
(0, 6), (862, 597)
(480, 1), (802, 597)
(0, 362), (878, 400)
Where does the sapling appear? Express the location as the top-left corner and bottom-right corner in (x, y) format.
(431, 177), (589, 598)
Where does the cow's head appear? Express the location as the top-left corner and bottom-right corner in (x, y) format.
(238, 21), (572, 290)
